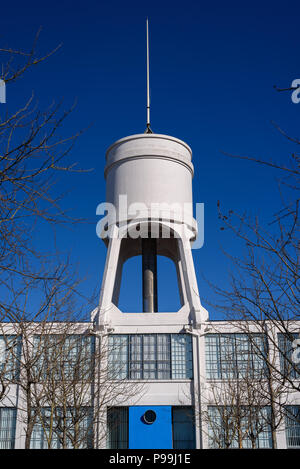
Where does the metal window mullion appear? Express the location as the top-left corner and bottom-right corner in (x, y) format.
(249, 335), (253, 375)
(155, 334), (157, 380)
(126, 335), (129, 379)
(250, 335), (256, 376)
(141, 335), (144, 380)
(218, 335), (222, 379)
(128, 335), (131, 380)
(170, 335), (172, 379)
(234, 334), (238, 379)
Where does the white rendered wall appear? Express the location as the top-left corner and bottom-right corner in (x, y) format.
(1, 321), (300, 448)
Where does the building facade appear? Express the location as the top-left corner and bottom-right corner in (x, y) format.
(0, 320), (299, 448)
(0, 132), (299, 449)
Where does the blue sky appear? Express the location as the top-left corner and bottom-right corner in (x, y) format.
(1, 0), (299, 319)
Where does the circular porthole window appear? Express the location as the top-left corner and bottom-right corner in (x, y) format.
(143, 409), (156, 424)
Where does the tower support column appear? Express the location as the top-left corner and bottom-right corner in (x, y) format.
(142, 237), (158, 312)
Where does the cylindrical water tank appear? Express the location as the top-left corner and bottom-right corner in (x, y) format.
(104, 133), (196, 232)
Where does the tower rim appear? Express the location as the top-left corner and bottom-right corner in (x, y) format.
(105, 133), (192, 161)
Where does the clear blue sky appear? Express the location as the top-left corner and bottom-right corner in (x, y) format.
(1, 0), (299, 319)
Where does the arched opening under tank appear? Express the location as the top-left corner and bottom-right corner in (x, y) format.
(117, 253), (182, 313)
(111, 223), (186, 314)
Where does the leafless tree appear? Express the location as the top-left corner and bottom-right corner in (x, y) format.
(29, 329), (144, 449)
(0, 315), (145, 449)
(207, 105), (300, 441)
(0, 260), (90, 448)
(201, 330), (288, 448)
(0, 29), (90, 325)
(215, 143), (299, 383)
(0, 31), (97, 448)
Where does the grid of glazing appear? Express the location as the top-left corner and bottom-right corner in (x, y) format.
(108, 334), (193, 380)
(30, 407), (93, 449)
(205, 333), (266, 380)
(32, 334), (95, 381)
(0, 408), (17, 449)
(129, 334), (171, 379)
(207, 406), (273, 449)
(172, 406), (195, 449)
(0, 335), (21, 380)
(171, 334), (193, 379)
(285, 405), (300, 448)
(107, 407), (128, 449)
(278, 333), (300, 380)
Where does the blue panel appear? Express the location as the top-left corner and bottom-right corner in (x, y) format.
(129, 406), (172, 449)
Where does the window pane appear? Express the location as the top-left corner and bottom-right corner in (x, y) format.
(278, 334), (300, 380)
(109, 334), (191, 381)
(32, 335), (95, 381)
(0, 408), (17, 449)
(108, 335), (128, 379)
(157, 335), (170, 361)
(0, 335), (21, 380)
(207, 406), (272, 449)
(143, 335), (156, 361)
(172, 407), (195, 449)
(171, 334), (192, 379)
(130, 335), (142, 379)
(205, 334), (266, 380)
(30, 407), (93, 449)
(285, 405), (300, 448)
(205, 335), (220, 379)
(107, 407), (128, 449)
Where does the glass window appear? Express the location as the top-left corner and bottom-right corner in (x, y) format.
(156, 334), (171, 379)
(207, 406), (272, 449)
(108, 334), (129, 380)
(172, 407), (195, 449)
(171, 335), (193, 379)
(33, 335), (95, 381)
(0, 335), (21, 380)
(278, 333), (300, 380)
(30, 408), (61, 449)
(0, 408), (17, 449)
(109, 334), (192, 380)
(30, 407), (93, 449)
(285, 405), (300, 448)
(205, 334), (267, 380)
(129, 335), (142, 379)
(107, 407), (128, 449)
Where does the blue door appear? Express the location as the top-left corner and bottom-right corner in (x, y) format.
(129, 406), (172, 449)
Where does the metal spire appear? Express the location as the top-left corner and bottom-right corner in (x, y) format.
(145, 18), (153, 133)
